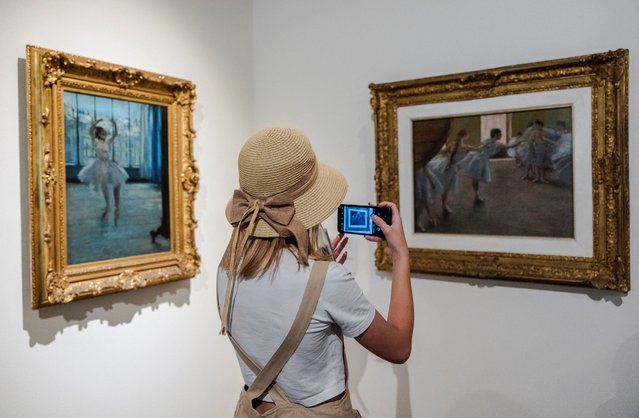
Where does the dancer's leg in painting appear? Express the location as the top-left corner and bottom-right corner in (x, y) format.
(472, 179), (483, 203)
(416, 202), (437, 230)
(442, 192), (453, 214)
(101, 184), (110, 221)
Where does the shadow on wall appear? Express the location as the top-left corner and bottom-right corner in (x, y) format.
(345, 338), (370, 416)
(346, 328), (413, 418)
(445, 390), (537, 418)
(17, 58), (192, 347)
(415, 272), (626, 307)
(596, 332), (639, 418)
(394, 363), (412, 418)
(22, 281), (191, 347)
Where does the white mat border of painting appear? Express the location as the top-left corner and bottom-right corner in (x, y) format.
(397, 87), (593, 258)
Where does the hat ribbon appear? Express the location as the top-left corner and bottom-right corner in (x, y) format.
(219, 198), (260, 335)
(220, 165), (317, 335)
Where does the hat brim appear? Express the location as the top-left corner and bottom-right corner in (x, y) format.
(225, 161), (347, 237)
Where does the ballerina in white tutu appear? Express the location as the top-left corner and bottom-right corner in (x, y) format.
(457, 128), (515, 203)
(78, 119), (129, 225)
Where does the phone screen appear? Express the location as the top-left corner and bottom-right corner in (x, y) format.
(337, 204), (391, 237)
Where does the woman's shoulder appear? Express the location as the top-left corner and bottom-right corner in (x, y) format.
(324, 259), (353, 280)
(303, 258), (357, 289)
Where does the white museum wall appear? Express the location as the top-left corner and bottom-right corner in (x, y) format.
(0, 0), (251, 417)
(253, 1), (639, 418)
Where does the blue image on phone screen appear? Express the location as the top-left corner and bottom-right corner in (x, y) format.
(343, 206), (374, 234)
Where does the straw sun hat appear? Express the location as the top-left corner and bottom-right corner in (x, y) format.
(225, 127), (348, 238)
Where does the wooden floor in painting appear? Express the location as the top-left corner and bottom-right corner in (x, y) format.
(66, 182), (171, 265)
(418, 158), (574, 238)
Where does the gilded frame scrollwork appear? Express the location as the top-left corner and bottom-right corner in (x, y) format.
(370, 50), (629, 292)
(27, 45), (200, 307)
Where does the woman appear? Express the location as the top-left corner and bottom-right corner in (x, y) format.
(218, 127), (413, 417)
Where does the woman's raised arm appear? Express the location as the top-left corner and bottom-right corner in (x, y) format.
(356, 202), (413, 364)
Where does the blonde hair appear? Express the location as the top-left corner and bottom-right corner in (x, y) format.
(220, 224), (332, 278)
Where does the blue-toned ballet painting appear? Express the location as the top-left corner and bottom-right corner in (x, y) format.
(413, 106), (574, 237)
(64, 91), (170, 265)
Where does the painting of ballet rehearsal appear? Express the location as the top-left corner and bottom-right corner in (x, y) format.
(412, 106), (573, 238)
(27, 45), (200, 307)
(370, 49), (630, 291)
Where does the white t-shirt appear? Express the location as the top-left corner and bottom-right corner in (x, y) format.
(217, 250), (376, 407)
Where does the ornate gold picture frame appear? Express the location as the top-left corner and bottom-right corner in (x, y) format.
(27, 45), (200, 307)
(370, 50), (629, 292)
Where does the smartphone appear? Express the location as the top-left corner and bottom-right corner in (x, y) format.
(337, 204), (392, 238)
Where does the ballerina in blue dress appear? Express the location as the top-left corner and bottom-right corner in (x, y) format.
(427, 128), (470, 214)
(414, 162), (444, 230)
(457, 128), (516, 203)
(78, 118), (129, 225)
(506, 131), (525, 167)
(548, 121), (573, 185)
(519, 120), (555, 183)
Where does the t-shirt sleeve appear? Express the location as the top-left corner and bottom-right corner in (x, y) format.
(318, 262), (376, 338)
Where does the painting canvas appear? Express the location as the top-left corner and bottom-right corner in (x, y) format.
(64, 92), (170, 264)
(413, 106), (573, 238)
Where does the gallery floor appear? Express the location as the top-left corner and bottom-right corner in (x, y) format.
(422, 158), (574, 238)
(66, 182), (171, 265)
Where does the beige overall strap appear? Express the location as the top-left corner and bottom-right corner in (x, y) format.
(227, 333), (289, 405)
(246, 260), (329, 400)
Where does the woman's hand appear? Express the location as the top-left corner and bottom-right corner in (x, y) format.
(331, 232), (348, 264)
(364, 202), (408, 261)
